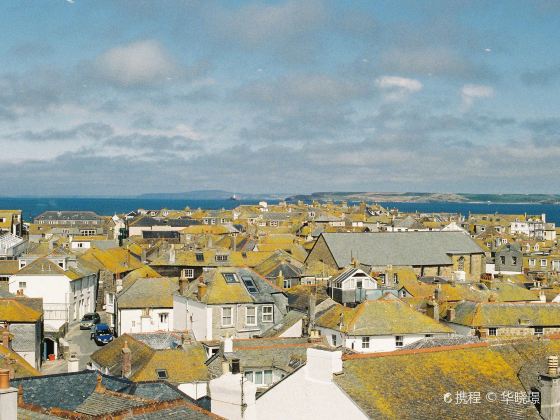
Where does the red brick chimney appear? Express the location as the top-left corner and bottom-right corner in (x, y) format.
(121, 340), (131, 378)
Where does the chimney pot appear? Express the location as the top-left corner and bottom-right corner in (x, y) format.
(0, 369), (9, 390)
(548, 355), (559, 376)
(2, 330), (10, 349)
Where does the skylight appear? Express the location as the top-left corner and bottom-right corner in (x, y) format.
(242, 276), (258, 293)
(156, 369), (168, 379)
(223, 273), (239, 283)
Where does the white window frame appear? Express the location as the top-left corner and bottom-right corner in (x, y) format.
(488, 327), (497, 336)
(245, 306), (257, 326)
(395, 335), (404, 348)
(244, 369), (273, 386)
(18, 281), (27, 289)
(529, 258), (536, 267)
(262, 305), (273, 323)
(362, 336), (370, 349)
(221, 306), (233, 327)
(541, 259), (547, 267)
(182, 269), (195, 279)
(159, 312), (169, 324)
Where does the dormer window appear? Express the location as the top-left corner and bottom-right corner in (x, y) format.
(216, 254), (228, 262)
(195, 253), (204, 262)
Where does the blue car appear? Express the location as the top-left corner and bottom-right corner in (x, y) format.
(90, 323), (114, 346)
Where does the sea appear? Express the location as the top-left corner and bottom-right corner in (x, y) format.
(1, 197), (560, 224)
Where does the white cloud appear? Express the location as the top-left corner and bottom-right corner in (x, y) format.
(95, 40), (178, 86)
(461, 84), (494, 107)
(375, 76), (422, 101)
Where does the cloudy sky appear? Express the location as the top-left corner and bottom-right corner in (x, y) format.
(1, 0), (560, 196)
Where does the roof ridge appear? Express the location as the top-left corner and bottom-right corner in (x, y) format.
(342, 342), (489, 360)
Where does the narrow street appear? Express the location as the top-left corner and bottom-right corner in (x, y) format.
(40, 322), (102, 375)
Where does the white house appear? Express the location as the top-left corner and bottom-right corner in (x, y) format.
(315, 295), (453, 353)
(209, 348), (368, 420)
(327, 267), (377, 305)
(0, 233), (26, 259)
(8, 257), (97, 332)
(116, 277), (178, 335)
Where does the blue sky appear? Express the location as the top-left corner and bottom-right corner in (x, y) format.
(1, 0), (560, 195)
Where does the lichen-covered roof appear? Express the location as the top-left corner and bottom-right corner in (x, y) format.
(451, 301), (560, 327)
(0, 299), (42, 322)
(0, 344), (41, 377)
(316, 298), (453, 335)
(131, 346), (208, 383)
(336, 344), (540, 419)
(183, 267), (281, 305)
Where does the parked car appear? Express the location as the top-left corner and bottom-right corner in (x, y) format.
(80, 312), (101, 330)
(90, 323), (114, 346)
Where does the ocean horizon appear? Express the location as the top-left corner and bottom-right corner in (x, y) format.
(1, 196), (560, 224)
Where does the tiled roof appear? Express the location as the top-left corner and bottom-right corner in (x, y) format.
(0, 299), (42, 322)
(0, 344), (40, 377)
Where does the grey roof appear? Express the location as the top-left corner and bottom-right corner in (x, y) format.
(34, 211), (103, 222)
(315, 232), (484, 268)
(76, 392), (146, 415)
(259, 310), (305, 338)
(402, 335), (481, 350)
(131, 332), (183, 350)
(10, 323), (37, 352)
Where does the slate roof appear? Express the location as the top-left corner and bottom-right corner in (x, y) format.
(14, 371), (219, 418)
(0, 299), (42, 322)
(336, 344), (541, 419)
(182, 267), (281, 305)
(402, 335), (481, 350)
(315, 296), (454, 336)
(451, 301), (560, 328)
(207, 337), (328, 378)
(313, 231), (484, 268)
(91, 333), (208, 384)
(259, 310), (305, 338)
(34, 211), (103, 222)
(117, 277), (178, 309)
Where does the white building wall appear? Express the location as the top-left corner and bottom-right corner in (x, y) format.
(279, 319), (303, 338)
(118, 308), (173, 334)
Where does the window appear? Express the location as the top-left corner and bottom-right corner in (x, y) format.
(512, 256), (518, 265)
(332, 334), (337, 346)
(425, 334), (433, 338)
(356, 280), (363, 289)
(195, 253), (204, 262)
(489, 327), (497, 336)
(283, 279), (291, 288)
(244, 370), (273, 386)
(500, 256), (506, 265)
(242, 276), (258, 293)
(216, 254), (228, 262)
(221, 307), (233, 327)
(535, 327), (544, 336)
(529, 259), (536, 267)
(541, 259), (548, 267)
(18, 281), (27, 289)
(222, 273), (239, 283)
(362, 337), (370, 349)
(262, 305), (273, 323)
(245, 307), (257, 326)
(159, 313), (169, 323)
(156, 369), (168, 379)
(182, 269), (195, 279)
(395, 336), (404, 348)
(458, 256), (465, 271)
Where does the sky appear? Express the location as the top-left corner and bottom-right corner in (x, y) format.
(1, 0), (560, 196)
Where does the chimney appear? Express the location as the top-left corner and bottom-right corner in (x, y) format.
(446, 308), (456, 322)
(178, 278), (186, 296)
(2, 330), (10, 349)
(308, 288), (317, 332)
(0, 369), (17, 420)
(426, 299), (439, 322)
(67, 354), (79, 373)
(305, 348), (343, 383)
(121, 341), (131, 378)
(209, 370), (257, 420)
(197, 280), (207, 301)
(231, 359), (240, 374)
(221, 360), (230, 375)
(539, 355), (560, 420)
(224, 336), (233, 353)
(276, 270), (285, 289)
